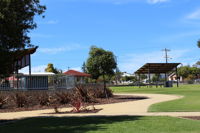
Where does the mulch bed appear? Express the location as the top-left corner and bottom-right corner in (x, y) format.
(0, 95), (148, 113)
(181, 116), (200, 120)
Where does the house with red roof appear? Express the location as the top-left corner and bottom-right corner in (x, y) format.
(63, 70), (91, 84)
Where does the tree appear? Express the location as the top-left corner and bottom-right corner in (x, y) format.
(193, 61), (200, 68)
(114, 67), (123, 84)
(198, 40), (200, 48)
(152, 74), (160, 82)
(0, 0), (46, 76)
(178, 66), (191, 80)
(178, 65), (200, 81)
(45, 63), (60, 74)
(86, 46), (117, 98)
(82, 62), (87, 73)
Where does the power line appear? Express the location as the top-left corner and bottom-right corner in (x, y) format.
(162, 48), (171, 63)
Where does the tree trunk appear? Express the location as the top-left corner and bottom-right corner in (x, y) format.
(103, 74), (108, 99)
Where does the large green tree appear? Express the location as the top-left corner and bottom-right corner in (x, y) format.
(0, 0), (46, 76)
(86, 46), (117, 97)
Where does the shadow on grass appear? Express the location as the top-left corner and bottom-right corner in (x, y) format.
(0, 116), (142, 133)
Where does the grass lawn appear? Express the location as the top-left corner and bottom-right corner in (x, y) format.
(111, 84), (200, 112)
(1, 116), (200, 133)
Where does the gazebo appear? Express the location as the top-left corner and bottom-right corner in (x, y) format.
(1, 47), (38, 90)
(13, 46), (38, 75)
(135, 63), (181, 87)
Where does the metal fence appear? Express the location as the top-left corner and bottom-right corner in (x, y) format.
(0, 75), (78, 90)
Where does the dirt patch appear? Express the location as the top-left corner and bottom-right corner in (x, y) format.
(182, 116), (200, 120)
(0, 95), (148, 113)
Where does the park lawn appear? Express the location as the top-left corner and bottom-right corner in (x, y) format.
(111, 84), (200, 112)
(1, 116), (200, 133)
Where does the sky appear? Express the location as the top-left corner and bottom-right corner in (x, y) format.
(20, 0), (200, 74)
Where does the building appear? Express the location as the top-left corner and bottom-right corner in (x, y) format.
(6, 72), (55, 90)
(63, 70), (91, 84)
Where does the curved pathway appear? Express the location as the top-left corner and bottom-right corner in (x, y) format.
(0, 93), (199, 120)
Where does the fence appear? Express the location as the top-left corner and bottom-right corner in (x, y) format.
(0, 75), (78, 90)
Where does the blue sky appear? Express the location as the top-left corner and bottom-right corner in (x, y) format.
(20, 0), (200, 73)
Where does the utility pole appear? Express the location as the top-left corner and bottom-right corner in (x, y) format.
(162, 48), (171, 63)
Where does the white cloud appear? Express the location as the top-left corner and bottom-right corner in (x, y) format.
(19, 65), (46, 73)
(118, 49), (190, 73)
(38, 44), (88, 54)
(186, 9), (200, 20)
(147, 0), (169, 4)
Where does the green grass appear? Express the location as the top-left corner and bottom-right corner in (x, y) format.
(111, 84), (200, 112)
(1, 116), (200, 133)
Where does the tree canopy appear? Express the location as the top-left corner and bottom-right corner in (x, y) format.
(178, 65), (200, 80)
(0, 0), (46, 76)
(86, 46), (117, 97)
(45, 63), (61, 74)
(198, 40), (200, 48)
(86, 46), (117, 80)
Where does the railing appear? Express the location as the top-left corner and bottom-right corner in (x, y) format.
(0, 75), (78, 90)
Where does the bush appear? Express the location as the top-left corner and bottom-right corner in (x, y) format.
(37, 92), (52, 106)
(12, 92), (29, 108)
(75, 85), (95, 103)
(187, 80), (194, 84)
(0, 93), (8, 109)
(91, 87), (113, 98)
(55, 91), (71, 104)
(70, 98), (82, 113)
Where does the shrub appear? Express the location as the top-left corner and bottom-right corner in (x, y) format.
(91, 86), (113, 98)
(70, 98), (82, 113)
(13, 92), (29, 108)
(55, 91), (71, 104)
(37, 92), (52, 106)
(0, 93), (8, 109)
(75, 85), (94, 103)
(187, 80), (194, 84)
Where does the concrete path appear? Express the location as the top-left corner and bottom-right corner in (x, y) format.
(0, 93), (199, 120)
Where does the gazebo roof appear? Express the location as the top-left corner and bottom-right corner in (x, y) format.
(135, 63), (181, 74)
(13, 46), (38, 61)
(63, 70), (91, 77)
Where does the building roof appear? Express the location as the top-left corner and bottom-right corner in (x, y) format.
(135, 63), (181, 74)
(22, 72), (55, 76)
(63, 70), (91, 77)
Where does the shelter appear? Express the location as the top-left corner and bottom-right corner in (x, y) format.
(13, 46), (38, 75)
(135, 63), (181, 87)
(0, 47), (38, 90)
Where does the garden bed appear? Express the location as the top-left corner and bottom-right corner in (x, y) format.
(0, 95), (147, 113)
(182, 116), (200, 121)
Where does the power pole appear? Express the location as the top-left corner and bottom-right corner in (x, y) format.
(162, 48), (171, 63)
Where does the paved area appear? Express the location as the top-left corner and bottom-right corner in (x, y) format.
(0, 93), (199, 120)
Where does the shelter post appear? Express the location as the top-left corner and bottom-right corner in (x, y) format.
(176, 66), (179, 87)
(29, 54), (31, 76)
(139, 74), (141, 88)
(148, 64), (150, 88)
